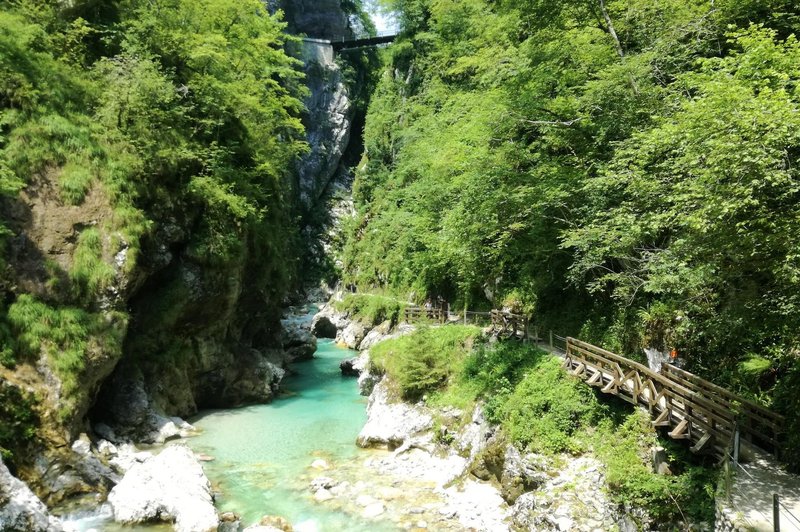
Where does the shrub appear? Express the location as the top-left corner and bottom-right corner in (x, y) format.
(0, 382), (38, 465)
(70, 227), (115, 300)
(7, 295), (127, 419)
(495, 354), (606, 454)
(370, 325), (480, 400)
(335, 293), (406, 326)
(593, 410), (718, 525)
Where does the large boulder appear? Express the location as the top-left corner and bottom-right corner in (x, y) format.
(281, 320), (317, 362)
(337, 321), (369, 350)
(499, 446), (548, 504)
(0, 459), (63, 532)
(108, 445), (218, 532)
(311, 314), (338, 339)
(339, 357), (361, 376)
(356, 378), (434, 450)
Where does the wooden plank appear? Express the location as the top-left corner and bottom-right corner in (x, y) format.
(691, 432), (715, 454)
(652, 409), (671, 427)
(587, 369), (602, 386)
(601, 379), (619, 395)
(669, 419), (691, 440)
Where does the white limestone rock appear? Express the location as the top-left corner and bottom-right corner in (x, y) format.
(356, 378), (434, 449)
(108, 445), (218, 532)
(337, 321), (369, 350)
(0, 459), (63, 532)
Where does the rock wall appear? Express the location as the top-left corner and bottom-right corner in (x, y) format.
(295, 40), (354, 212)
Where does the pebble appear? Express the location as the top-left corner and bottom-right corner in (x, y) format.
(311, 459), (330, 470)
(363, 502), (386, 518)
(356, 494), (377, 507)
(314, 488), (333, 502)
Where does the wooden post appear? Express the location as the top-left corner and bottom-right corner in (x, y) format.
(733, 424), (740, 465)
(549, 330), (554, 348)
(774, 494), (780, 532)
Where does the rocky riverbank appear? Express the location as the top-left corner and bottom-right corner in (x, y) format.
(303, 300), (645, 532)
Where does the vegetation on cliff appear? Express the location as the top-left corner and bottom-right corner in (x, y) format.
(0, 0), (306, 463)
(345, 0), (800, 466)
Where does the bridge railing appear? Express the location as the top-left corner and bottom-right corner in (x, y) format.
(563, 337), (784, 457)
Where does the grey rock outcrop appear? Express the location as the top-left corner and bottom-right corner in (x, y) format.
(281, 319), (317, 362)
(279, 0), (352, 40)
(108, 445), (218, 532)
(499, 445), (548, 504)
(311, 302), (348, 338)
(0, 459), (63, 532)
(311, 314), (338, 338)
(357, 377), (434, 449)
(297, 50), (353, 211)
(337, 321), (369, 350)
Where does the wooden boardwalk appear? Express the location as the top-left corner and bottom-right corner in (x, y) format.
(562, 337), (784, 458)
(400, 300), (796, 528)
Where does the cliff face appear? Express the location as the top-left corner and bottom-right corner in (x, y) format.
(0, 0), (360, 504)
(279, 0), (352, 40)
(296, 41), (354, 212)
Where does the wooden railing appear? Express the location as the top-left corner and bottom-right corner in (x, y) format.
(403, 307), (529, 339)
(564, 337), (784, 457)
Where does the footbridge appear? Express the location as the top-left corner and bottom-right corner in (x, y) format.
(302, 30), (398, 56)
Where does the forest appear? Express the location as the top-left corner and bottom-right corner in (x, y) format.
(343, 0), (800, 465)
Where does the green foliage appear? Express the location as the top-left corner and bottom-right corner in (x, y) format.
(0, 382), (38, 465)
(495, 355), (606, 454)
(593, 411), (718, 525)
(334, 293), (406, 326)
(70, 227), (115, 300)
(369, 325), (480, 400)
(0, 0), (314, 431)
(347, 0), (800, 467)
(7, 295), (126, 419)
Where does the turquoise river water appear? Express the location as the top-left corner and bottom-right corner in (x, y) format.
(187, 339), (387, 531)
(62, 338), (399, 531)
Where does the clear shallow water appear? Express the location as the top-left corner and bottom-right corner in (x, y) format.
(186, 339), (394, 531)
(62, 338), (397, 532)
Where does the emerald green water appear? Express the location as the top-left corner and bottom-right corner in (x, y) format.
(186, 339), (391, 531)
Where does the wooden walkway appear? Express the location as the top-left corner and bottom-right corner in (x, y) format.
(402, 305), (784, 458)
(401, 300), (796, 528)
(562, 337), (784, 458)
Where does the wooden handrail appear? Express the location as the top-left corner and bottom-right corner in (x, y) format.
(564, 337), (784, 456)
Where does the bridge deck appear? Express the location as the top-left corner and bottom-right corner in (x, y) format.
(331, 34), (397, 51)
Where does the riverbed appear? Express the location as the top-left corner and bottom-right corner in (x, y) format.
(186, 339), (396, 530)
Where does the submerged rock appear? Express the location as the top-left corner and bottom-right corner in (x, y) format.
(0, 459), (63, 532)
(108, 445), (218, 532)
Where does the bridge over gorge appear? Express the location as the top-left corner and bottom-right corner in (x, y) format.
(302, 30), (398, 56)
(400, 305), (800, 530)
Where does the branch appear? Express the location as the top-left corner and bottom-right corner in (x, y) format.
(598, 0), (640, 96)
(599, 0), (624, 59)
(521, 117), (583, 128)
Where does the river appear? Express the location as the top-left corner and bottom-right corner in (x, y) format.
(61, 337), (401, 531)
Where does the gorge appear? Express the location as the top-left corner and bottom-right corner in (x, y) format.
(3, 0), (800, 531)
